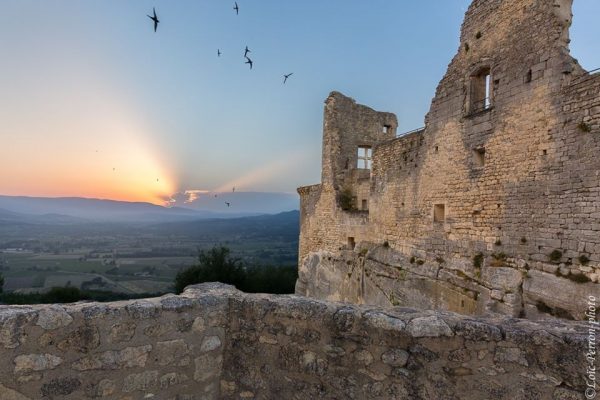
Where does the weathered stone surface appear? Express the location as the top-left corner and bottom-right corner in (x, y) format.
(40, 377), (81, 397)
(406, 316), (453, 338)
(14, 353), (62, 373)
(72, 345), (152, 371)
(159, 372), (189, 389)
(155, 339), (189, 366)
(0, 383), (31, 400)
(122, 371), (158, 393)
(200, 336), (222, 353)
(109, 322), (136, 343)
(57, 325), (100, 353)
(381, 348), (409, 367)
(85, 379), (116, 398)
(194, 354), (223, 383)
(35, 306), (73, 330)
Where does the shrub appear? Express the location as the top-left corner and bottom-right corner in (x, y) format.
(520, 237), (528, 244)
(475, 31), (482, 39)
(473, 253), (484, 269)
(494, 240), (502, 246)
(549, 250), (563, 262)
(410, 257), (416, 264)
(0, 273), (3, 294)
(578, 121), (592, 133)
(338, 188), (355, 211)
(579, 254), (590, 266)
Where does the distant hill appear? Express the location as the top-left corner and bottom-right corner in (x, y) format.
(0, 193), (299, 223)
(152, 210), (300, 241)
(0, 195), (267, 223)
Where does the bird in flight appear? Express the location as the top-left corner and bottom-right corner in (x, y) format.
(225, 202), (231, 207)
(244, 46), (250, 58)
(245, 57), (253, 69)
(147, 7), (159, 32)
(233, 2), (239, 15)
(283, 73), (294, 84)
(217, 49), (222, 57)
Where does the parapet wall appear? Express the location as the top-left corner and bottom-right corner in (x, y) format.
(0, 283), (591, 399)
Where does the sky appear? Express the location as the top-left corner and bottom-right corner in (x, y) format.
(1, 0), (599, 206)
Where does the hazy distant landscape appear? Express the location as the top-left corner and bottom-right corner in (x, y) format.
(0, 196), (299, 296)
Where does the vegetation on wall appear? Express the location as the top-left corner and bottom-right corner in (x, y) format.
(337, 187), (355, 211)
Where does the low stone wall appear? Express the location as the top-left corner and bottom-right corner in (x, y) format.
(0, 286), (229, 399)
(0, 283), (591, 399)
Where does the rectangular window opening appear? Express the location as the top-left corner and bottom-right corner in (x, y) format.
(383, 125), (391, 134)
(357, 146), (373, 169)
(470, 67), (492, 113)
(348, 237), (356, 250)
(361, 199), (368, 210)
(433, 204), (446, 223)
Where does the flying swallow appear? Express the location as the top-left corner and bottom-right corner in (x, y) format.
(147, 7), (159, 32)
(217, 49), (222, 57)
(233, 2), (239, 15)
(225, 202), (231, 207)
(283, 73), (294, 84)
(245, 57), (253, 69)
(244, 46), (250, 58)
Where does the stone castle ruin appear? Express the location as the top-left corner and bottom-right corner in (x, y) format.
(297, 0), (600, 321)
(0, 1), (597, 399)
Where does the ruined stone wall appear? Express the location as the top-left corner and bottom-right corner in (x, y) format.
(0, 284), (590, 399)
(297, 0), (600, 320)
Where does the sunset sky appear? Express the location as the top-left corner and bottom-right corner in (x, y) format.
(1, 1), (599, 205)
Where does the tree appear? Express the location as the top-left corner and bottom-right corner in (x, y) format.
(0, 273), (4, 294)
(174, 247), (245, 294)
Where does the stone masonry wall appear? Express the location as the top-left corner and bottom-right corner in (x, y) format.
(297, 0), (600, 320)
(0, 283), (591, 399)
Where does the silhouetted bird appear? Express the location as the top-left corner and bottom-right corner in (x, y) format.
(156, 178), (159, 182)
(147, 8), (159, 32)
(283, 73), (294, 84)
(244, 46), (250, 58)
(225, 202), (231, 207)
(245, 57), (253, 69)
(233, 2), (239, 15)
(217, 49), (222, 57)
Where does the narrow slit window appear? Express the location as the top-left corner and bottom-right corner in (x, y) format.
(473, 148), (486, 167)
(433, 204), (446, 223)
(357, 146), (372, 169)
(383, 125), (391, 134)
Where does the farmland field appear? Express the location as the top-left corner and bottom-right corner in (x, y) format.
(0, 211), (299, 295)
